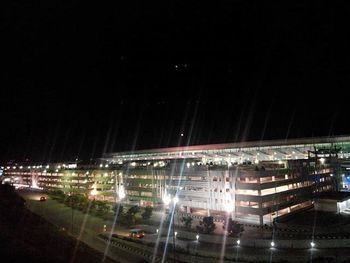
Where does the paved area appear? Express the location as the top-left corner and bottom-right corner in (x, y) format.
(19, 190), (350, 262)
(20, 191), (144, 263)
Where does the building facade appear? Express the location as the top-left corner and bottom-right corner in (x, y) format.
(3, 135), (350, 225)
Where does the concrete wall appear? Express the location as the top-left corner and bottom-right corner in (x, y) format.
(314, 199), (338, 213)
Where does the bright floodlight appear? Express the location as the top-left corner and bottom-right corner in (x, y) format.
(163, 194), (171, 205)
(119, 186), (126, 199)
(310, 241), (315, 248)
(196, 234), (199, 241)
(224, 203), (233, 212)
(156, 229), (159, 233)
(271, 241), (275, 247)
(173, 196), (179, 204)
(119, 191), (126, 199)
(236, 239), (240, 245)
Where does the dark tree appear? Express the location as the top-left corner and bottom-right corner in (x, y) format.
(196, 216), (216, 234)
(181, 216), (193, 230)
(141, 206), (153, 220)
(113, 204), (124, 218)
(222, 218), (244, 237)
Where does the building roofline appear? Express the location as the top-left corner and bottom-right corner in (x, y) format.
(104, 134), (350, 157)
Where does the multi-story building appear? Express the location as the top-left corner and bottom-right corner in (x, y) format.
(2, 135), (350, 225)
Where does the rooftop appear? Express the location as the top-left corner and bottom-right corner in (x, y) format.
(103, 135), (350, 162)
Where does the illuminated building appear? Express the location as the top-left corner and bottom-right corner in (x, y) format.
(3, 136), (350, 225)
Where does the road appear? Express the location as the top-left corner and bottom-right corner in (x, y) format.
(20, 191), (350, 263)
(20, 191), (146, 263)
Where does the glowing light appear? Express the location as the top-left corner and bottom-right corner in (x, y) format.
(46, 165), (49, 169)
(186, 163), (190, 168)
(19, 166), (23, 169)
(196, 234), (199, 241)
(162, 192), (171, 205)
(320, 158), (325, 164)
(254, 159), (259, 164)
(310, 241), (315, 248)
(119, 186), (126, 199)
(278, 160), (282, 165)
(180, 133), (184, 136)
(224, 203), (233, 212)
(173, 196), (179, 204)
(271, 241), (275, 247)
(99, 164), (103, 167)
(91, 185), (97, 196)
(236, 239), (240, 245)
(175, 231), (178, 237)
(156, 229), (159, 233)
(105, 164), (109, 168)
(31, 179), (40, 189)
(131, 162), (136, 167)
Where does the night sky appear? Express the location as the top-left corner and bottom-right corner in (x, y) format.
(1, 1), (350, 164)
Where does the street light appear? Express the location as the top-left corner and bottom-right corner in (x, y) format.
(163, 192), (178, 263)
(310, 241), (315, 248)
(118, 185), (126, 200)
(196, 234), (199, 241)
(270, 241), (275, 248)
(236, 239), (240, 245)
(163, 194), (171, 206)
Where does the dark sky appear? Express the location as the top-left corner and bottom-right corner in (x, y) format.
(1, 1), (350, 163)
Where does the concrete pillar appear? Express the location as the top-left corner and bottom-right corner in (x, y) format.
(259, 215), (263, 226)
